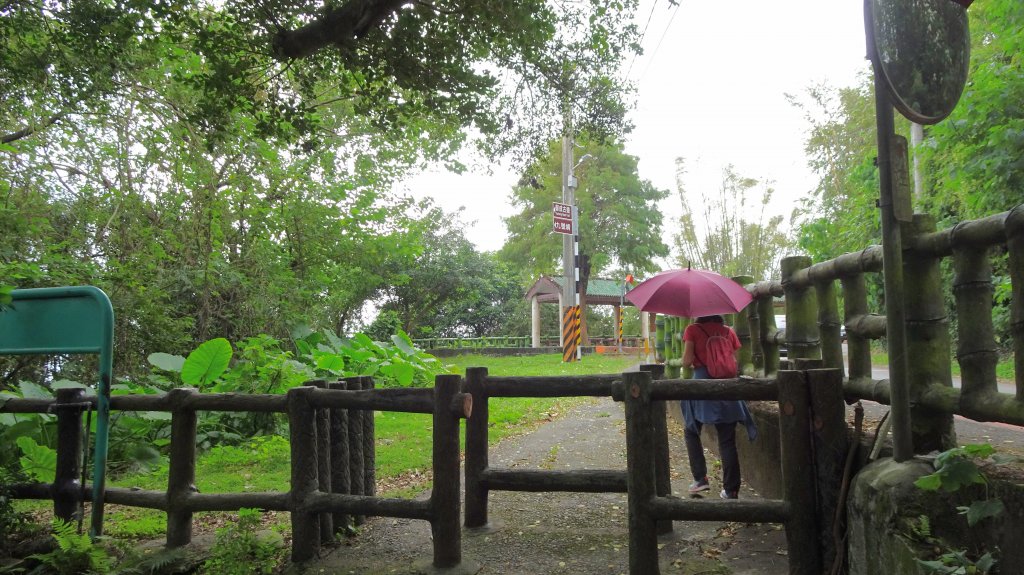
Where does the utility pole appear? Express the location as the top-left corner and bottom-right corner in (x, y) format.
(561, 126), (580, 361)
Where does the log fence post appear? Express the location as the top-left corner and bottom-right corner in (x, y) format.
(905, 214), (957, 452)
(806, 368), (846, 569)
(360, 376), (376, 507)
(953, 245), (1000, 409)
(782, 256), (821, 362)
(1008, 205), (1024, 400)
(328, 380), (351, 534)
(777, 370), (821, 574)
(463, 367), (489, 529)
(288, 386), (320, 563)
(840, 274), (873, 381)
(431, 374), (463, 568)
(640, 363), (671, 536)
(166, 388), (198, 548)
(732, 276), (755, 375)
(53, 388), (85, 523)
(747, 294), (765, 376)
(623, 370), (659, 574)
(814, 278), (845, 376)
(307, 380), (334, 543)
(344, 376), (365, 525)
(758, 295), (780, 377)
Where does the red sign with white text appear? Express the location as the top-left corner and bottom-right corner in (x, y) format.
(553, 202), (574, 235)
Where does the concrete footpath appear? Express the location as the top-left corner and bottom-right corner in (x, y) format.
(305, 397), (789, 574)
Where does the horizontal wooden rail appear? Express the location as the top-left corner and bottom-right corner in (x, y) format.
(909, 207), (1018, 257)
(483, 374), (621, 397)
(480, 469), (627, 493)
(0, 388), (472, 418)
(648, 497), (790, 523)
(612, 378), (778, 402)
(785, 246), (884, 289)
(844, 378), (1024, 426)
(307, 493), (433, 520)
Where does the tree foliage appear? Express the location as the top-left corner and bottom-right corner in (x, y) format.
(373, 206), (524, 338)
(673, 161), (792, 281)
(0, 0), (640, 160)
(917, 0), (1024, 221)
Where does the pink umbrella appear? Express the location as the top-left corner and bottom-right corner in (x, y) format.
(625, 267), (753, 318)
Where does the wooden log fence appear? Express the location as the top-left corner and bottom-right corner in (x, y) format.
(619, 370), (822, 575)
(742, 203), (1024, 444)
(1, 377), (473, 569)
(462, 366), (675, 534)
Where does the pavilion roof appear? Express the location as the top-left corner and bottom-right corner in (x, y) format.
(524, 276), (633, 306)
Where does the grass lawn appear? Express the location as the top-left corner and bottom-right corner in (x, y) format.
(33, 352), (638, 539)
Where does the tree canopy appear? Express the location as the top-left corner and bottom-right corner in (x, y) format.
(1, 0), (641, 160)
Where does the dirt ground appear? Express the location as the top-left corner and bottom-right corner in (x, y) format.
(304, 397), (790, 575)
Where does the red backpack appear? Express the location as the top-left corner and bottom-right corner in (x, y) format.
(695, 324), (738, 379)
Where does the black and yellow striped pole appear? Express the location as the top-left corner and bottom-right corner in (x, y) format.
(562, 306), (577, 362)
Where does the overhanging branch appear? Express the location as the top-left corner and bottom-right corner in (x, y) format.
(1, 112), (65, 144)
(272, 0), (410, 59)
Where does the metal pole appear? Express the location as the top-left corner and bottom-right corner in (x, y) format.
(870, 63), (914, 462)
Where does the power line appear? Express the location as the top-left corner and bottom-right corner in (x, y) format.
(624, 0), (661, 79)
(637, 0), (681, 83)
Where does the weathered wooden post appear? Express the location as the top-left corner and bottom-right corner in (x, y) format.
(813, 277), (845, 375)
(732, 276), (755, 375)
(758, 293), (780, 377)
(328, 380), (351, 534)
(840, 274), (873, 382)
(53, 388), (85, 523)
(904, 214), (957, 452)
(344, 376), (365, 525)
(359, 376), (376, 509)
(623, 370), (658, 574)
(654, 316), (666, 363)
(166, 388), (198, 548)
(307, 380), (334, 543)
(640, 363), (671, 536)
(463, 367), (489, 529)
(431, 374), (462, 568)
(747, 293), (765, 376)
(288, 386), (320, 563)
(782, 256), (821, 362)
(777, 370), (821, 574)
(806, 368), (847, 569)
(1005, 204), (1024, 400)
(953, 244), (1000, 412)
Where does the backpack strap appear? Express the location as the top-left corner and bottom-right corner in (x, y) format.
(693, 323), (710, 365)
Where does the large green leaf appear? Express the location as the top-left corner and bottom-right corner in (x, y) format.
(961, 499), (1005, 526)
(381, 361), (415, 386)
(18, 381), (52, 399)
(148, 352), (186, 373)
(17, 436), (56, 483)
(181, 338), (233, 388)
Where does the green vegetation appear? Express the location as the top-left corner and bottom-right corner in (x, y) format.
(910, 444), (1016, 574)
(200, 508), (285, 575)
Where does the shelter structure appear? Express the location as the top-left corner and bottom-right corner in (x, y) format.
(524, 276), (651, 348)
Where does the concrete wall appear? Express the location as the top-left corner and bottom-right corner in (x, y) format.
(847, 458), (1024, 574)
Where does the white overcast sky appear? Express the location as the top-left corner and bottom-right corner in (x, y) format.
(394, 0), (872, 257)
